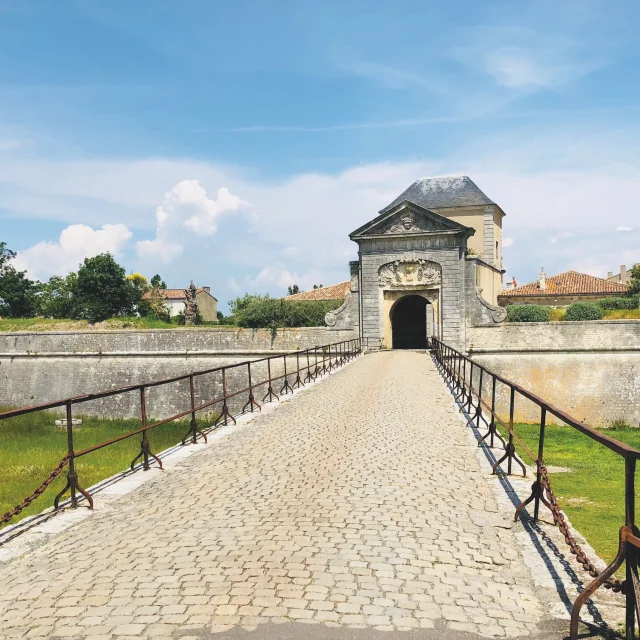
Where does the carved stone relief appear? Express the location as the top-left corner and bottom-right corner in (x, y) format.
(378, 259), (441, 288)
(381, 212), (435, 235)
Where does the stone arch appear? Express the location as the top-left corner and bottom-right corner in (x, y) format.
(390, 294), (431, 349)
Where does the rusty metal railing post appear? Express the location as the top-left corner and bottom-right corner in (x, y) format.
(304, 349), (313, 383)
(182, 375), (207, 445)
(492, 386), (525, 476)
(263, 357), (279, 403)
(242, 361), (261, 413)
(466, 361), (474, 412)
(626, 456), (637, 640)
(475, 368), (484, 428)
(281, 353), (293, 395)
(534, 407), (547, 521)
(131, 387), (163, 471)
(54, 401), (93, 510)
(215, 367), (236, 427)
(293, 351), (305, 388)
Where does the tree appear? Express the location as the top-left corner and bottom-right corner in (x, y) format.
(627, 264), (640, 297)
(313, 284), (323, 289)
(37, 273), (79, 318)
(150, 274), (167, 289)
(287, 284), (300, 295)
(0, 242), (38, 318)
(74, 253), (135, 323)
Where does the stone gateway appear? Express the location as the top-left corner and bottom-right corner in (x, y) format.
(326, 175), (508, 349)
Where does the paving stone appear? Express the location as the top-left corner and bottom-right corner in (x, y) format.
(0, 352), (561, 637)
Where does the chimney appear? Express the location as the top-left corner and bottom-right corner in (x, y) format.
(621, 265), (627, 283)
(607, 271), (613, 280)
(539, 268), (547, 291)
(203, 286), (210, 293)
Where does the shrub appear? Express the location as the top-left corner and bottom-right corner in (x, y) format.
(228, 294), (342, 329)
(596, 296), (639, 310)
(565, 302), (604, 321)
(505, 304), (551, 323)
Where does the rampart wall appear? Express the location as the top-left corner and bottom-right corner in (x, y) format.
(0, 328), (356, 418)
(467, 321), (640, 426)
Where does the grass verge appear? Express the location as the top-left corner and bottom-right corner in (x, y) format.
(0, 408), (216, 528)
(512, 422), (640, 566)
(0, 317), (236, 332)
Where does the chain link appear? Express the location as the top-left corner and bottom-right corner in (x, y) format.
(1, 454), (71, 525)
(539, 463), (625, 593)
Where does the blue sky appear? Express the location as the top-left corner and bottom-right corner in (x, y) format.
(1, 0), (640, 310)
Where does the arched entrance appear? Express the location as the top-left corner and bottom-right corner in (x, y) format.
(391, 295), (429, 349)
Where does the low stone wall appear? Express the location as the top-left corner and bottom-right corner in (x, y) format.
(0, 328), (357, 418)
(467, 321), (640, 426)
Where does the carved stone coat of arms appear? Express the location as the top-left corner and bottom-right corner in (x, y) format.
(378, 259), (441, 287)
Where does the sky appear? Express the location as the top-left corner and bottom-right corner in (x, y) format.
(1, 0), (639, 310)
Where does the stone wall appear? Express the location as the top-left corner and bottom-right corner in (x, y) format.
(466, 321), (640, 426)
(0, 327), (357, 418)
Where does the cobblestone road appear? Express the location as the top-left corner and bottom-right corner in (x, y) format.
(1, 351), (558, 639)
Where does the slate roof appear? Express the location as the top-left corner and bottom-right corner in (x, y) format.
(285, 282), (350, 301)
(499, 271), (628, 298)
(379, 175), (495, 214)
(142, 288), (216, 301)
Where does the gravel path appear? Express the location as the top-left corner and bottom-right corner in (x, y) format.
(0, 351), (560, 639)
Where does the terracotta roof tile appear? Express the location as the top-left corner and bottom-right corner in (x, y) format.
(499, 270), (628, 298)
(285, 282), (350, 301)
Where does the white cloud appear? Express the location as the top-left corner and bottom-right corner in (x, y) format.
(502, 237), (514, 247)
(456, 27), (605, 91)
(136, 179), (250, 261)
(617, 226), (633, 231)
(549, 232), (574, 244)
(14, 223), (132, 279)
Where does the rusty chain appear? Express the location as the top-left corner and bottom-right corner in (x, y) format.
(539, 463), (625, 593)
(1, 454), (70, 526)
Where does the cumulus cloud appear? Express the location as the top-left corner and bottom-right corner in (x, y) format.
(136, 180), (250, 261)
(502, 237), (514, 247)
(14, 223), (132, 279)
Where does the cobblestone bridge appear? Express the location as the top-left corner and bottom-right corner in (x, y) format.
(0, 351), (621, 639)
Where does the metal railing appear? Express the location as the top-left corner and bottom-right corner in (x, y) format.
(1, 338), (363, 529)
(430, 337), (640, 640)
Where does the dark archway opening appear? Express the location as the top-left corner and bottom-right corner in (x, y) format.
(392, 295), (429, 349)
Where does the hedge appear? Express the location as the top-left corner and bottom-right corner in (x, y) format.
(232, 296), (343, 329)
(596, 296), (639, 310)
(565, 302), (604, 321)
(505, 304), (551, 323)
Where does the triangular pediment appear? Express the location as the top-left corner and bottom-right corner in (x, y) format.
(350, 200), (474, 240)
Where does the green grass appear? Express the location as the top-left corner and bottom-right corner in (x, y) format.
(0, 408), (217, 528)
(511, 422), (640, 565)
(0, 317), (237, 332)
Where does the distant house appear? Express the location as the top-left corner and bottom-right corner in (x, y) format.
(498, 269), (627, 307)
(607, 264), (637, 284)
(285, 282), (350, 301)
(142, 287), (218, 321)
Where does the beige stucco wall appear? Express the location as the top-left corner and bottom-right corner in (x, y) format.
(196, 291), (218, 321)
(494, 208), (503, 270)
(434, 206), (485, 257)
(474, 261), (501, 306)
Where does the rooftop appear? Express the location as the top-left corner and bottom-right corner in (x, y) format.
(142, 287), (216, 301)
(499, 270), (628, 298)
(379, 175), (495, 214)
(285, 281), (350, 301)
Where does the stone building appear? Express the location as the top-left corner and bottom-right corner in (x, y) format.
(142, 286), (218, 321)
(498, 269), (628, 307)
(325, 175), (507, 349)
